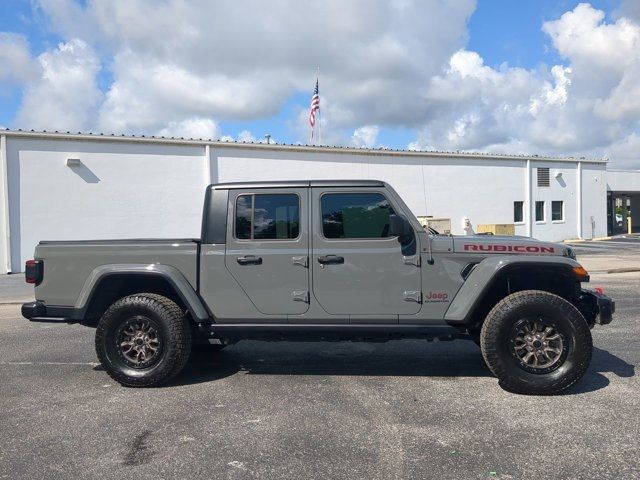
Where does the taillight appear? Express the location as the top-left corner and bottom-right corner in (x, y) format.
(25, 260), (43, 285)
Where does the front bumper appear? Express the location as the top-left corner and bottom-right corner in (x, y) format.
(579, 289), (615, 325)
(21, 301), (75, 323)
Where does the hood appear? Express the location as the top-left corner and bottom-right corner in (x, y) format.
(452, 235), (573, 258)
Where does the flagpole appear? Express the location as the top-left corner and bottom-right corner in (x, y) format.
(308, 70), (314, 144)
(317, 66), (321, 145)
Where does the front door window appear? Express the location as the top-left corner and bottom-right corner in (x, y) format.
(321, 193), (395, 239)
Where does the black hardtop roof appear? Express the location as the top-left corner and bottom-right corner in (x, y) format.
(209, 179), (386, 189)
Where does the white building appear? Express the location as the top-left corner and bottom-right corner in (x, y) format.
(0, 130), (637, 274)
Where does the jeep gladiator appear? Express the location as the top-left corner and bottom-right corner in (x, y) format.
(22, 180), (615, 394)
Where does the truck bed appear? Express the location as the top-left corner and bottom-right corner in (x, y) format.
(34, 239), (200, 307)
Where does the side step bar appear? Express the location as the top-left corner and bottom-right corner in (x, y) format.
(29, 317), (72, 323)
(198, 323), (467, 342)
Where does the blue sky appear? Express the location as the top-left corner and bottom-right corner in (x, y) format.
(467, 0), (620, 68)
(1, 0), (639, 167)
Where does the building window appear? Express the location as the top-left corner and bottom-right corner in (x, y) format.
(537, 167), (550, 187)
(235, 194), (300, 240)
(321, 192), (395, 239)
(513, 201), (524, 223)
(535, 201), (545, 222)
(552, 201), (564, 222)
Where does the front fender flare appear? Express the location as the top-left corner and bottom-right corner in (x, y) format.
(73, 264), (210, 321)
(444, 255), (583, 324)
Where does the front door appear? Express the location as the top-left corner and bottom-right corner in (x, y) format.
(225, 188), (309, 315)
(311, 187), (422, 317)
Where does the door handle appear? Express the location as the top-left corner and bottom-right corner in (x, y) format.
(317, 255), (344, 265)
(237, 255), (263, 265)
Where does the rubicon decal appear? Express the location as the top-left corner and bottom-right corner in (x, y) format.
(464, 244), (555, 254)
(425, 291), (449, 302)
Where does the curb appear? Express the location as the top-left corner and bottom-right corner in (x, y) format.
(606, 268), (640, 274)
(564, 236), (612, 243)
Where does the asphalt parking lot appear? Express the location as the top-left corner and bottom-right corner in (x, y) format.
(1, 242), (638, 479)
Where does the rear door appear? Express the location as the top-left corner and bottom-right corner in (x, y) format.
(225, 187), (309, 315)
(311, 187), (422, 317)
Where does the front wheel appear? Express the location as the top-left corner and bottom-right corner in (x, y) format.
(95, 293), (192, 387)
(480, 290), (592, 395)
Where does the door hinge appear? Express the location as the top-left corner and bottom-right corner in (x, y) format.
(403, 290), (422, 303)
(403, 255), (421, 267)
(291, 290), (310, 303)
(292, 256), (308, 268)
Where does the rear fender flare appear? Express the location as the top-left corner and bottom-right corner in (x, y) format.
(74, 264), (210, 321)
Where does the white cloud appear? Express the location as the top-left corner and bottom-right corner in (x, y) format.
(529, 65), (571, 114)
(604, 133), (640, 170)
(351, 125), (380, 148)
(237, 130), (257, 143)
(615, 0), (640, 23)
(234, 130), (278, 144)
(408, 4), (640, 167)
(543, 3), (639, 74)
(0, 33), (38, 86)
(1, 1), (638, 168)
(97, 50), (291, 134)
(157, 117), (220, 140)
(16, 39), (101, 131)
(34, 0), (476, 137)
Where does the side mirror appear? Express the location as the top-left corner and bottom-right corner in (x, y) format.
(389, 214), (412, 238)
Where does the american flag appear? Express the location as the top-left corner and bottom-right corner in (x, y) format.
(309, 78), (320, 127)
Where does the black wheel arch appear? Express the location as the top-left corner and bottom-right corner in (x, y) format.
(80, 272), (210, 326)
(461, 263), (585, 334)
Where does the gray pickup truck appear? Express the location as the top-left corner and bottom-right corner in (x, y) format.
(22, 180), (614, 394)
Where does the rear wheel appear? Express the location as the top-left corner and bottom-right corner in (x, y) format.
(95, 293), (192, 387)
(480, 290), (592, 395)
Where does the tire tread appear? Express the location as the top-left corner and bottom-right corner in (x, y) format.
(480, 290), (592, 395)
(95, 293), (192, 387)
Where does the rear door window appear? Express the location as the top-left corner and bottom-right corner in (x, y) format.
(235, 194), (299, 240)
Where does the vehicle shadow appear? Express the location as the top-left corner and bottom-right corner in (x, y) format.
(171, 339), (490, 386)
(170, 342), (635, 394)
(568, 346), (636, 394)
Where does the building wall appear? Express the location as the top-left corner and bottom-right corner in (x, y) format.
(214, 150), (531, 235)
(214, 149), (608, 239)
(0, 133), (611, 273)
(6, 137), (208, 272)
(581, 162), (608, 239)
(0, 135), (10, 273)
(606, 169), (640, 192)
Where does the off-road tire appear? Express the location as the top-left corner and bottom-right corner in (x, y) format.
(480, 290), (592, 395)
(95, 293), (192, 387)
